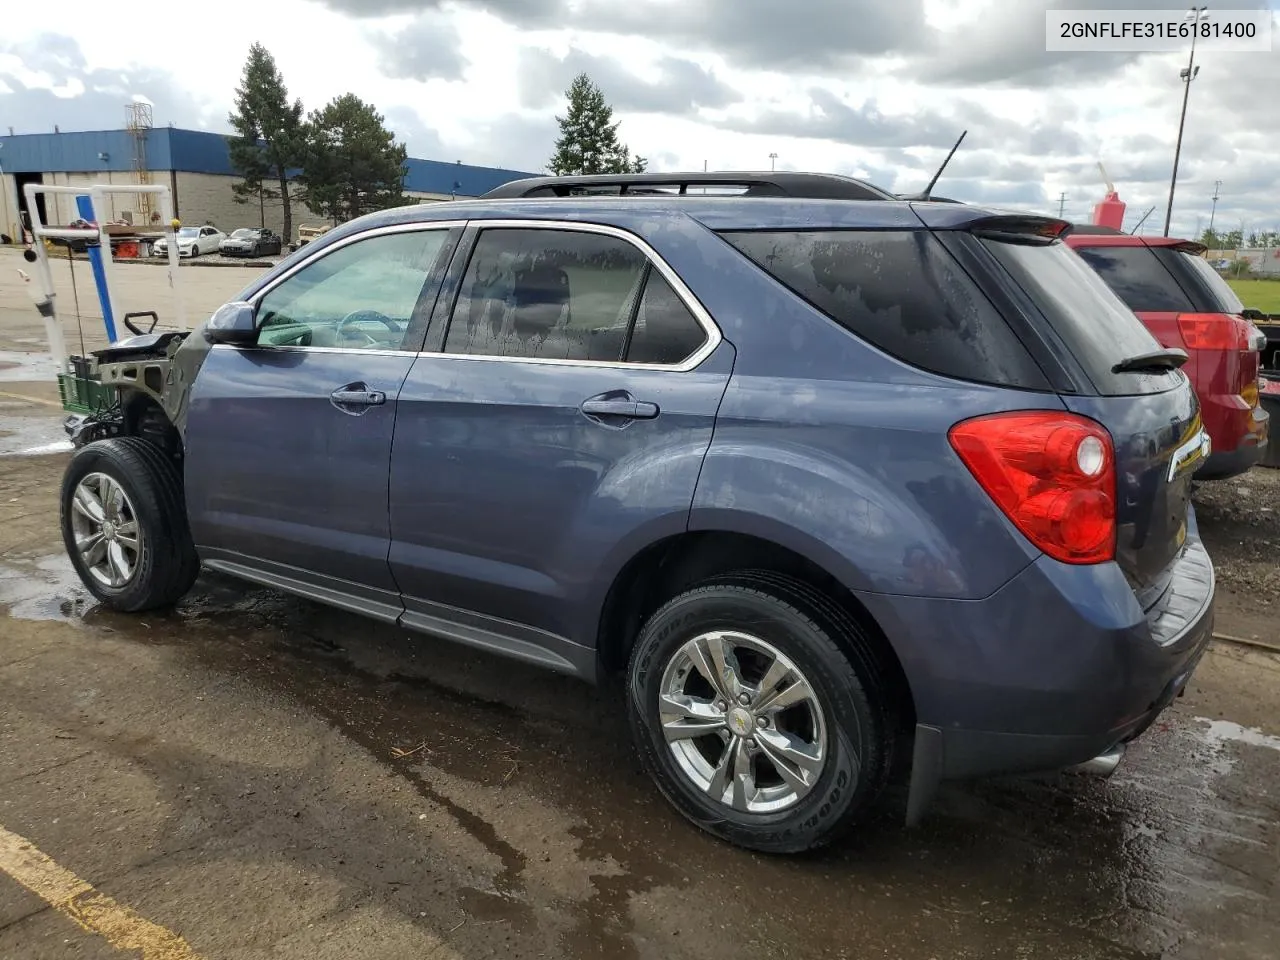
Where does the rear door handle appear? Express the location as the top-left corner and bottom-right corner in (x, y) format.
(580, 399), (660, 419)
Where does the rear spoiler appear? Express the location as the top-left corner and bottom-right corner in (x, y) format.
(911, 206), (1071, 240)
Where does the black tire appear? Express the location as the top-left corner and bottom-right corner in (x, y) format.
(191, 245), (199, 257)
(626, 573), (894, 854)
(60, 438), (200, 612)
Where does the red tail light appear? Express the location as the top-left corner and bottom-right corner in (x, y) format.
(949, 412), (1116, 565)
(1177, 313), (1258, 352)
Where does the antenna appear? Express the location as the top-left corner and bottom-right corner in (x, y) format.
(920, 130), (966, 200)
(1130, 206), (1156, 234)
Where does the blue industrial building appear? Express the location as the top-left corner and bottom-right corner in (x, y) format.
(0, 126), (540, 243)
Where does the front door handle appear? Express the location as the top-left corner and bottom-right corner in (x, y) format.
(330, 383), (386, 412)
(580, 398), (660, 420)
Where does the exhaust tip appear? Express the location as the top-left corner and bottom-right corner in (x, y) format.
(1069, 744), (1125, 779)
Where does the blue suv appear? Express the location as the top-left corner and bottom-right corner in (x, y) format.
(58, 172), (1215, 853)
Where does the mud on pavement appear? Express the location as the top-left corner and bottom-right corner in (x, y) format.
(1, 416), (1279, 959)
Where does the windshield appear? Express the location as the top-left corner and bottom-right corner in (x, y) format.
(177, 227), (199, 239)
(231, 229), (255, 239)
(982, 237), (1182, 396)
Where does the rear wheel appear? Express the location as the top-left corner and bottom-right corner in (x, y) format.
(626, 574), (893, 853)
(60, 438), (200, 612)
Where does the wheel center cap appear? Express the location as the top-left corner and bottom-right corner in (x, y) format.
(101, 520), (116, 540)
(727, 707), (753, 737)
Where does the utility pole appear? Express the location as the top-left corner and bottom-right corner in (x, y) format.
(769, 152), (778, 171)
(1164, 5), (1208, 237)
(1208, 178), (1222, 236)
(1058, 192), (1067, 218)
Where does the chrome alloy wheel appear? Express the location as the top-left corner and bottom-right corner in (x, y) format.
(69, 472), (141, 588)
(658, 630), (828, 814)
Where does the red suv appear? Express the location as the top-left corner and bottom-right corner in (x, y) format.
(1066, 227), (1269, 480)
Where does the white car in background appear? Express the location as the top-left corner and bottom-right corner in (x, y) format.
(153, 225), (226, 259)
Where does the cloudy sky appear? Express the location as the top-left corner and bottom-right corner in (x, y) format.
(2, 0), (1277, 239)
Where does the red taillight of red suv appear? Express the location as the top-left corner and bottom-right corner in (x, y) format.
(1177, 313), (1262, 352)
(949, 412), (1116, 565)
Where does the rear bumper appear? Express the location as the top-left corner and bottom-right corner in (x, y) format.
(1196, 395), (1269, 480)
(858, 514), (1216, 824)
(1198, 434), (1267, 480)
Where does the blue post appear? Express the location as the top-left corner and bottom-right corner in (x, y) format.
(75, 195), (117, 343)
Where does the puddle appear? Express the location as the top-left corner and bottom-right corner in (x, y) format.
(0, 415), (73, 457)
(0, 554), (91, 622)
(0, 350), (62, 382)
(1196, 717), (1280, 754)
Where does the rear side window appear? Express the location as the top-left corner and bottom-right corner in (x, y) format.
(1073, 246), (1195, 313)
(982, 238), (1179, 396)
(720, 230), (1049, 389)
(1163, 249), (1245, 314)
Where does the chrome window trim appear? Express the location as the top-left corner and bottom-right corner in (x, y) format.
(238, 217), (723, 372)
(430, 218), (722, 373)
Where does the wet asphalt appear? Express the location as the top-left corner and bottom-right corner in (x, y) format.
(1, 408), (1279, 959)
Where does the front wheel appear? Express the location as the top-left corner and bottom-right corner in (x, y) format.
(190, 245), (199, 257)
(60, 438), (200, 612)
(626, 574), (895, 854)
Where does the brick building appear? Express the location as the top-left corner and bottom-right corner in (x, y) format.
(0, 126), (538, 244)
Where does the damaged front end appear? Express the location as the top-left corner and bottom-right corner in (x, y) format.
(61, 328), (210, 453)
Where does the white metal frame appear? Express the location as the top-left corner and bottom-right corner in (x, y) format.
(21, 182), (187, 366)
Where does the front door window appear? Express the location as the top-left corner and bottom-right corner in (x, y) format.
(256, 229), (451, 351)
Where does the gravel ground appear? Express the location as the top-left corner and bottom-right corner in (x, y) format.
(1195, 465), (1280, 621)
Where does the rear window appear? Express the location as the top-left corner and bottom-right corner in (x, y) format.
(720, 229), (1049, 389)
(982, 237), (1180, 396)
(1165, 250), (1245, 314)
(1072, 245), (1195, 313)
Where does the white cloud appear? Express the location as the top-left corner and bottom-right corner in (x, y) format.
(0, 0), (1276, 239)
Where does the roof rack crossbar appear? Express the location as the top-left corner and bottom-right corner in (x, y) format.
(481, 171), (898, 202)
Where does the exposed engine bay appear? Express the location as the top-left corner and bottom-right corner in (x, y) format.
(63, 328), (215, 455)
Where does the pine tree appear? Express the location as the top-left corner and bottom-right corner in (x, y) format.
(548, 74), (647, 176)
(227, 43), (305, 242)
(298, 94), (408, 223)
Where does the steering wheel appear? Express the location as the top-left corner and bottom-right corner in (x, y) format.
(336, 310), (401, 346)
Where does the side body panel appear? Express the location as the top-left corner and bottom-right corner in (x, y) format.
(185, 346), (415, 619)
(389, 343), (735, 661)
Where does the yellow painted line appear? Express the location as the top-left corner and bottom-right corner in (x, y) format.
(0, 390), (64, 409)
(0, 822), (204, 959)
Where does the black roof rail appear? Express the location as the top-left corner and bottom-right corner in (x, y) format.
(480, 171), (898, 202)
(896, 193), (964, 203)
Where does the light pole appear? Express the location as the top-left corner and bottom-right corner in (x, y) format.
(1163, 5), (1208, 237)
(1208, 178), (1222, 237)
(769, 152), (778, 171)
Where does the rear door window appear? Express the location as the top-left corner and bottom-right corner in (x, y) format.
(442, 227), (710, 366)
(1072, 245), (1194, 312)
(720, 229), (1049, 389)
(981, 237), (1180, 396)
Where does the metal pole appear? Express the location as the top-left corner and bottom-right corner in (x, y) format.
(1208, 179), (1221, 235)
(1058, 192), (1067, 218)
(76, 194), (119, 342)
(1164, 7), (1204, 237)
